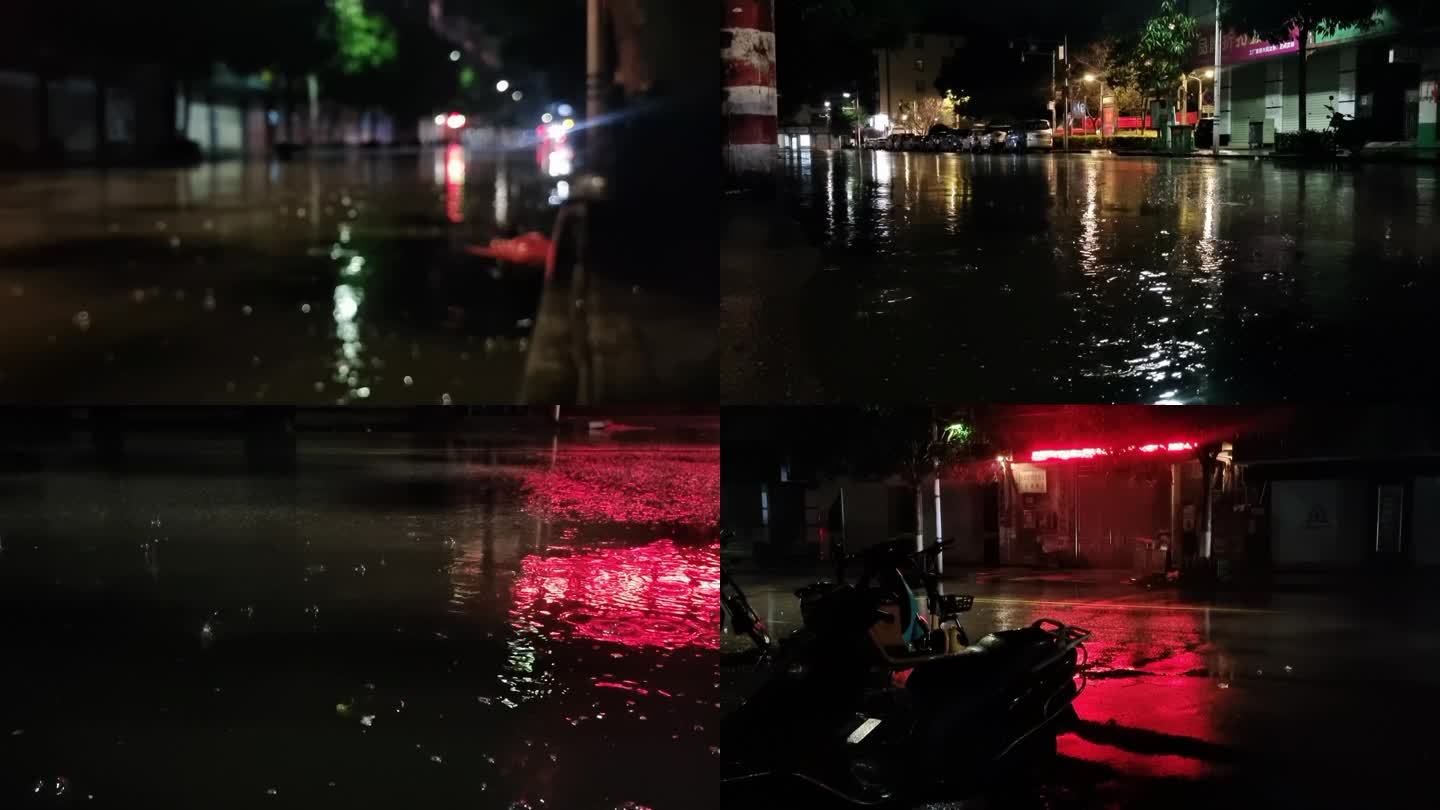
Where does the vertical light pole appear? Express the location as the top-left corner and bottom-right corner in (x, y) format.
(1214, 0), (1222, 157)
(585, 0), (605, 165)
(1051, 49), (1057, 130)
(1061, 36), (1070, 152)
(1084, 74), (1103, 138)
(722, 0), (779, 178)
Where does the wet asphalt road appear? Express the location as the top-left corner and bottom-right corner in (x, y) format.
(725, 150), (1440, 403)
(722, 568), (1440, 809)
(0, 149), (565, 404)
(0, 429), (719, 809)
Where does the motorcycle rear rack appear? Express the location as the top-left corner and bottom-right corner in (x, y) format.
(1032, 617), (1092, 645)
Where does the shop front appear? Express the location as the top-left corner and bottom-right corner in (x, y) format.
(1190, 6), (1428, 147)
(996, 441), (1214, 571)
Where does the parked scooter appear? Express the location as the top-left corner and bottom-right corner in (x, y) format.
(721, 537), (1091, 807)
(1325, 95), (1366, 155)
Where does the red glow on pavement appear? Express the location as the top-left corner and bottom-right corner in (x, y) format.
(1030, 441), (1195, 462)
(593, 680), (651, 695)
(1060, 613), (1232, 781)
(521, 446), (719, 525)
(444, 143), (465, 223)
(512, 539), (719, 650)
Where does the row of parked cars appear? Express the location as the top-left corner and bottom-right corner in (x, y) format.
(866, 120), (1056, 153)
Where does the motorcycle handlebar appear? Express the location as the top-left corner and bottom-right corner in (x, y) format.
(847, 536), (955, 566)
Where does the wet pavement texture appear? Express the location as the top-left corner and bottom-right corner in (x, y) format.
(0, 149), (571, 404)
(0, 431), (719, 809)
(722, 568), (1440, 809)
(725, 151), (1440, 403)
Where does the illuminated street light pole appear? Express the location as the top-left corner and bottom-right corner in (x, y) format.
(1213, 0), (1222, 157)
(1061, 36), (1070, 152)
(1084, 73), (1106, 142)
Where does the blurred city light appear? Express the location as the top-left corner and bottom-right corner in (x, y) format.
(445, 113), (466, 129)
(496, 79), (510, 92)
(541, 112), (554, 123)
(557, 103), (574, 117)
(562, 118), (574, 129)
(511, 90), (524, 101)
(433, 114), (446, 126)
(449, 50), (460, 62)
(547, 146), (573, 178)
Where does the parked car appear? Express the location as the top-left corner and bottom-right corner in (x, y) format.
(925, 124), (962, 152)
(979, 124), (1010, 152)
(864, 136), (890, 150)
(926, 132), (963, 152)
(886, 133), (911, 150)
(960, 125), (986, 152)
(1005, 119), (1055, 152)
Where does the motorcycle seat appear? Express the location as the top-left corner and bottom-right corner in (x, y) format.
(902, 630), (1052, 703)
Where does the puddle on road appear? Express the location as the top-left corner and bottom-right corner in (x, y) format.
(0, 438), (718, 809)
(761, 151), (1440, 402)
(0, 153), (559, 404)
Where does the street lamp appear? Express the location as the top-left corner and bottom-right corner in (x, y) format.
(496, 79), (510, 93)
(1083, 73), (1106, 140)
(1183, 71), (1208, 123)
(842, 92), (851, 99)
(449, 50), (461, 62)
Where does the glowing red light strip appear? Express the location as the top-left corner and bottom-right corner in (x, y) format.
(1030, 441), (1195, 462)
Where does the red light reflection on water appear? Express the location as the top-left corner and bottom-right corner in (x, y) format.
(444, 143), (466, 223)
(521, 446), (719, 525)
(1060, 611), (1234, 780)
(512, 539), (719, 650)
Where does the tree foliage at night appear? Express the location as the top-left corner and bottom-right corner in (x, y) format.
(899, 90), (965, 134)
(331, 0), (399, 75)
(1077, 39), (1146, 116)
(1124, 0), (1199, 103)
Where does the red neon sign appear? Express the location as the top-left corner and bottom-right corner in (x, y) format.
(1030, 442), (1195, 462)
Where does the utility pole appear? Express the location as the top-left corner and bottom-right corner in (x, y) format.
(1062, 36), (1070, 152)
(1213, 0), (1222, 157)
(721, 0), (779, 179)
(585, 0), (605, 166)
(1050, 49), (1056, 130)
(933, 419), (944, 576)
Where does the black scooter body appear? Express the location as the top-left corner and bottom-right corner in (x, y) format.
(723, 577), (1088, 806)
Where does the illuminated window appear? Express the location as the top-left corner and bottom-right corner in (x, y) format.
(914, 58), (924, 71)
(760, 485), (770, 527)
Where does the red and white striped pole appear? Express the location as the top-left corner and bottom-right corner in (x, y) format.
(722, 0), (777, 178)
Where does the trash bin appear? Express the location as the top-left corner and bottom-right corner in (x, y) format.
(1196, 117), (1215, 149)
(1168, 124), (1194, 154)
(1248, 120), (1264, 151)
